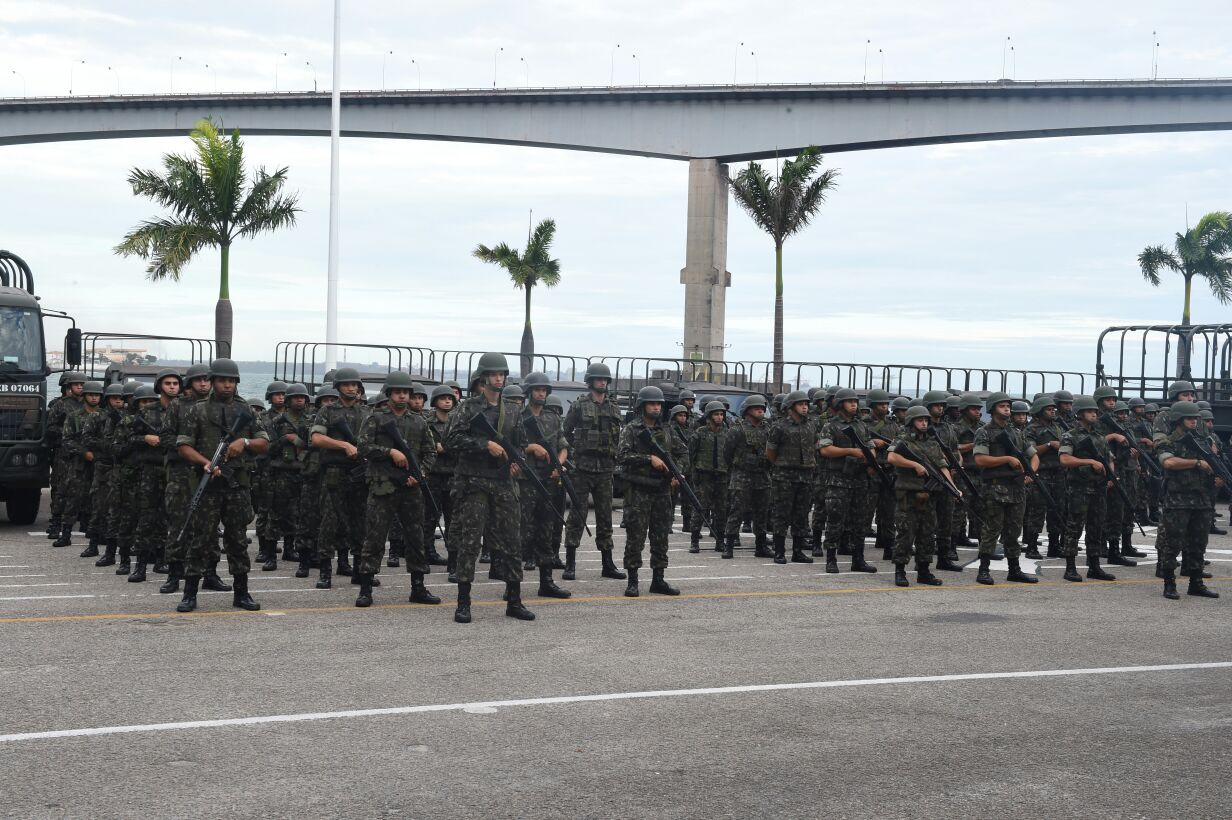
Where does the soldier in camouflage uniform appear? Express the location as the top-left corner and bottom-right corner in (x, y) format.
(952, 393), (984, 548)
(293, 388), (338, 578)
(561, 362), (627, 581)
(667, 404), (693, 536)
(722, 394), (771, 559)
(354, 371), (439, 607)
(254, 381), (287, 567)
(53, 380), (103, 548)
(518, 371), (572, 599)
(1053, 390), (1076, 432)
(310, 368), (371, 588)
(1023, 395), (1065, 560)
(687, 401), (729, 554)
(1058, 396), (1117, 583)
(1127, 397), (1159, 526)
(46, 371), (86, 539)
(126, 382), (171, 582)
(1137, 400), (1164, 523)
(81, 383), (123, 558)
(108, 382), (143, 576)
(864, 389), (900, 561)
(807, 388), (835, 553)
(923, 391), (964, 571)
(766, 390), (817, 565)
(885, 405), (949, 587)
(267, 382), (311, 572)
(616, 385), (686, 597)
(159, 363), (215, 594)
(444, 352), (535, 624)
(1155, 401), (1220, 599)
(423, 385), (457, 580)
(173, 358), (270, 613)
(971, 392), (1038, 585)
(1096, 394), (1142, 568)
(819, 388), (880, 574)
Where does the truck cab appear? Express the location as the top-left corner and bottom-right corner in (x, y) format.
(0, 252), (51, 524)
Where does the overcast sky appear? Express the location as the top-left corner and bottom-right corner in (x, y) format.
(1, 0), (1230, 380)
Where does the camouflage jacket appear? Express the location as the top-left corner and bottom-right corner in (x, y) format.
(562, 394), (623, 472)
(445, 394), (527, 481)
(61, 405), (98, 463)
(617, 418), (685, 491)
(425, 410), (456, 475)
(766, 414), (817, 473)
(1025, 418), (1065, 472)
(360, 407), (436, 495)
(1059, 422), (1112, 492)
(887, 429), (947, 493)
(176, 394), (270, 489)
(160, 394), (199, 465)
(1096, 414), (1139, 474)
(268, 407), (311, 471)
(818, 412), (873, 487)
(520, 407), (568, 480)
(722, 417), (771, 487)
(46, 395), (82, 452)
(311, 400), (371, 469)
(867, 413), (901, 466)
(131, 402), (169, 465)
(688, 422), (729, 474)
(973, 419), (1035, 486)
(1157, 429), (1211, 510)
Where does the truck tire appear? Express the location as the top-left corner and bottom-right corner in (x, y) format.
(5, 488), (41, 526)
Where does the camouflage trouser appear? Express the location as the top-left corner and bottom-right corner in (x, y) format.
(1158, 506), (1209, 576)
(451, 474), (522, 585)
(823, 481), (869, 552)
(1023, 470), (1065, 547)
(1104, 471), (1139, 550)
(183, 486), (253, 577)
(109, 463), (140, 555)
(520, 474), (565, 567)
(725, 470), (769, 546)
(1145, 472), (1162, 513)
(316, 467), (367, 564)
(58, 462), (91, 534)
(894, 490), (937, 565)
(360, 484), (426, 575)
(809, 469), (828, 538)
(422, 472), (453, 552)
(691, 470), (727, 538)
(977, 482), (1025, 559)
(1062, 484), (1106, 559)
(269, 468), (303, 547)
(133, 461), (167, 556)
(163, 464), (195, 563)
(565, 468), (613, 552)
(255, 462), (276, 540)
(932, 493), (954, 554)
(872, 479), (896, 548)
(296, 472), (323, 558)
(622, 484), (672, 570)
(770, 471), (813, 539)
(678, 486), (693, 533)
(953, 472), (981, 539)
(88, 462), (114, 542)
(48, 451), (73, 529)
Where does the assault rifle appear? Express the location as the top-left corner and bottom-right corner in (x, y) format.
(635, 427), (717, 538)
(1180, 432), (1232, 487)
(892, 440), (985, 526)
(1099, 413), (1163, 478)
(470, 411), (567, 527)
(845, 426), (892, 489)
(928, 427), (984, 509)
(328, 418), (369, 481)
(1073, 435), (1147, 537)
(996, 429), (1060, 513)
(173, 407), (253, 546)
(380, 418), (446, 539)
(524, 414), (591, 537)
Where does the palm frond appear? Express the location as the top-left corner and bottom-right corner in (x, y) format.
(1137, 245), (1178, 286)
(113, 218), (215, 281)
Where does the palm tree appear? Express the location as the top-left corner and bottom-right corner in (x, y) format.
(1138, 211), (1232, 326)
(115, 118), (300, 356)
(473, 218), (561, 374)
(729, 147), (839, 389)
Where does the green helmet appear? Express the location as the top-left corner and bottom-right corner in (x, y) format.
(82, 380), (104, 395)
(185, 362), (210, 380)
(155, 368), (182, 392)
(679, 389), (695, 401)
(265, 380), (288, 400)
(1072, 396), (1098, 413)
(545, 394), (564, 412)
(247, 396), (264, 408)
(960, 393), (982, 409)
(1200, 409), (1215, 421)
(1127, 397), (1146, 408)
(905, 405), (931, 422)
(1030, 396), (1056, 415)
(103, 383), (124, 398)
(1197, 400), (1212, 411)
(807, 387), (822, 401)
(783, 390), (808, 407)
(1053, 390), (1075, 403)
(704, 400), (725, 416)
(332, 367), (361, 387)
(584, 362), (612, 385)
(922, 390), (950, 407)
(1092, 385), (1118, 402)
(985, 392), (1012, 411)
(285, 382), (310, 400)
(944, 396), (960, 410)
(133, 384), (158, 402)
(833, 387), (858, 402)
(635, 385), (665, 411)
(315, 387), (340, 404)
(122, 381), (140, 398)
(1168, 380), (1196, 399)
(522, 371), (553, 395)
(1113, 400), (1129, 413)
(908, 398), (924, 408)
(741, 395), (768, 415)
(473, 352), (509, 379)
(411, 382), (428, 399)
(867, 389), (892, 404)
(209, 358), (241, 381)
(446, 380), (461, 391)
(891, 396), (910, 411)
(369, 394), (388, 407)
(1170, 400), (1200, 420)
(430, 384), (455, 406)
(1011, 400), (1030, 413)
(1145, 403), (1160, 413)
(502, 383), (524, 401)
(383, 370), (415, 395)
(62, 371), (87, 386)
(669, 404), (689, 419)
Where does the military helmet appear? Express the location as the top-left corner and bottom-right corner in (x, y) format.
(1145, 403), (1160, 413)
(1072, 395), (1098, 413)
(985, 392), (1012, 411)
(669, 404), (689, 419)
(332, 367), (361, 387)
(133, 384), (158, 401)
(155, 368), (182, 389)
(1200, 409), (1215, 421)
(315, 387), (340, 403)
(1053, 389), (1075, 403)
(1170, 400), (1200, 420)
(1168, 380), (1196, 399)
(833, 387), (858, 402)
(502, 383), (524, 400)
(62, 371), (87, 386)
(1030, 395), (1056, 415)
(891, 396), (910, 411)
(704, 400), (725, 416)
(82, 380), (104, 395)
(717, 395), (731, 409)
(583, 362), (612, 384)
(1197, 400), (1212, 411)
(1127, 397), (1146, 408)
(383, 370), (415, 395)
(741, 394), (768, 414)
(1011, 400), (1030, 413)
(369, 395), (387, 407)
(57, 372), (69, 387)
(209, 358), (241, 381)
(410, 382), (428, 399)
(635, 385), (665, 410)
(946, 395), (962, 409)
(807, 387), (822, 401)
(956, 393), (980, 409)
(185, 362), (210, 380)
(103, 382), (124, 398)
(522, 371), (553, 395)
(783, 389), (809, 407)
(1113, 400), (1130, 413)
(473, 352), (509, 378)
(545, 394), (564, 412)
(285, 382), (310, 400)
(867, 389), (892, 404)
(265, 380), (288, 400)
(908, 398), (924, 408)
(1092, 385), (1118, 401)
(247, 397), (265, 410)
(121, 381), (140, 398)
(905, 405), (931, 422)
(679, 389), (695, 401)
(922, 390), (950, 406)
(430, 384), (455, 405)
(446, 380), (461, 391)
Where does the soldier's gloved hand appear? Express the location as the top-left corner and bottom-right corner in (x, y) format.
(487, 440), (507, 460)
(650, 455), (668, 472)
(390, 448), (408, 468)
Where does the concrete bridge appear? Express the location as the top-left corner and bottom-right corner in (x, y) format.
(4, 79), (1231, 358)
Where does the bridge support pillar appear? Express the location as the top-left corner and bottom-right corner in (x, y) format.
(680, 158), (731, 365)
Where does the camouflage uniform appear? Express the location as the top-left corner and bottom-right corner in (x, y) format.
(687, 421), (728, 546)
(267, 407), (310, 557)
(519, 407), (568, 568)
(312, 400), (371, 569)
(1059, 424), (1110, 559)
(668, 416), (693, 532)
(423, 409), (456, 564)
(866, 413), (901, 552)
(972, 419), (1033, 559)
(767, 414), (817, 545)
(45, 395), (82, 534)
(132, 402), (170, 564)
(931, 416), (961, 558)
(818, 412), (875, 556)
(84, 406), (118, 546)
(358, 407), (436, 576)
(254, 408), (277, 545)
(57, 404), (96, 540)
(1097, 416), (1139, 558)
(108, 411), (142, 567)
(887, 431), (947, 565)
(562, 393), (623, 555)
(1156, 430), (1210, 578)
(952, 415), (982, 542)
(1023, 416), (1065, 552)
(616, 418), (686, 571)
(722, 416), (771, 552)
(161, 393), (200, 566)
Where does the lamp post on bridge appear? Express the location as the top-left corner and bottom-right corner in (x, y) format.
(69, 59), (84, 95)
(306, 60), (318, 92)
(631, 53), (641, 85)
(493, 46), (503, 88)
(11, 69), (25, 97)
(275, 51), (287, 91)
(107, 65), (119, 94)
(520, 56), (529, 87)
(381, 49), (392, 89)
(169, 55), (181, 93)
(610, 43), (620, 85)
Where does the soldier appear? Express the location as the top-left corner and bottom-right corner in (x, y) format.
(423, 385), (457, 579)
(1142, 402), (1163, 523)
(293, 387), (338, 579)
(108, 381), (143, 576)
(173, 358), (270, 613)
(254, 381), (287, 567)
(944, 394), (962, 425)
(1053, 390), (1076, 430)
(1010, 400), (1030, 429)
(687, 401), (729, 554)
(54, 380), (103, 548)
(1156, 401), (1220, 599)
(891, 396), (910, 426)
(885, 405), (949, 587)
(1058, 396), (1117, 582)
(679, 389), (697, 419)
(561, 362), (626, 582)
(544, 392), (569, 561)
(766, 391), (817, 565)
(83, 383), (125, 560)
(1201, 408), (1224, 539)
(924, 390), (964, 571)
(443, 352), (535, 623)
(971, 392), (1038, 585)
(518, 371), (572, 599)
(309, 368), (371, 589)
(819, 388), (879, 574)
(616, 385), (686, 597)
(124, 384), (165, 582)
(722, 394), (772, 559)
(1128, 397), (1160, 527)
(1153, 380), (1197, 435)
(354, 371), (439, 607)
(46, 371), (86, 539)
(268, 382), (311, 573)
(159, 363), (216, 595)
(1023, 395), (1065, 559)
(502, 383), (525, 411)
(807, 389), (835, 555)
(1104, 397), (1144, 566)
(446, 380), (463, 403)
(865, 389), (899, 561)
(952, 393), (984, 549)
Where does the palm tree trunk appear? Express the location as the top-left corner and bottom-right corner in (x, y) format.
(773, 243), (784, 390)
(216, 243), (233, 358)
(1175, 273), (1195, 378)
(520, 283), (534, 376)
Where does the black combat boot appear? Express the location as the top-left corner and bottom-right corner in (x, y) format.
(176, 576), (200, 613)
(1107, 540), (1136, 567)
(1006, 555), (1038, 583)
(916, 560), (943, 586)
(505, 582), (535, 620)
(649, 568), (680, 596)
(562, 546), (577, 581)
(479, 546), (491, 564)
(1187, 577), (1220, 599)
(152, 548), (169, 574)
(201, 567), (231, 591)
(426, 539), (448, 567)
(881, 544), (893, 562)
(255, 538), (272, 564)
(1210, 521), (1228, 536)
(600, 549), (626, 580)
(1122, 540), (1147, 559)
(754, 535), (773, 558)
(976, 556), (994, 585)
(538, 566), (571, 599)
(837, 539), (852, 557)
(447, 550), (459, 584)
(1063, 556), (1083, 582)
(388, 539), (404, 569)
(295, 553), (311, 578)
(689, 532), (701, 554)
(410, 571), (441, 604)
(935, 551), (963, 572)
(825, 548), (839, 574)
(1147, 507), (1161, 525)
(550, 551), (566, 570)
(488, 557), (505, 581)
(772, 535), (787, 565)
(811, 530), (824, 558)
(1086, 555), (1116, 581)
(127, 550), (147, 583)
(791, 537), (814, 564)
(454, 582), (472, 623)
(952, 534), (975, 549)
(95, 540), (117, 567)
(1045, 535), (1061, 558)
(52, 526), (72, 548)
(159, 562), (183, 594)
(894, 564), (909, 587)
(335, 549), (352, 576)
(721, 535), (734, 560)
(946, 541), (961, 563)
(80, 537), (100, 558)
(315, 563), (333, 590)
(115, 545), (130, 576)
(1162, 574), (1179, 600)
(281, 536), (299, 563)
(1022, 539), (1043, 561)
(262, 549), (277, 572)
(849, 546), (877, 573)
(232, 574), (260, 611)
(352, 569), (380, 587)
(624, 568), (640, 597)
(355, 574), (374, 608)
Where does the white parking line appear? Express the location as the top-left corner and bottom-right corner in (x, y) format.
(0, 595), (95, 602)
(0, 583), (80, 589)
(1, 660), (1225, 744)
